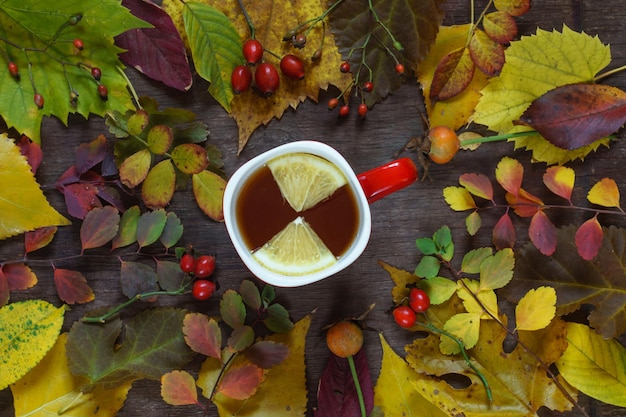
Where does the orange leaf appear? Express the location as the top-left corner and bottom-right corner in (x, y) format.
(3, 263), (37, 291)
(483, 11), (518, 44)
(217, 363), (264, 400)
(575, 217), (604, 260)
(53, 268), (95, 305)
(506, 188), (543, 217)
(183, 313), (222, 359)
(161, 370), (199, 406)
(588, 178), (621, 209)
(494, 0), (531, 16)
(469, 29), (505, 76)
(495, 157), (523, 196)
(430, 46), (475, 102)
(459, 173), (494, 200)
(529, 210), (557, 256)
(493, 212), (516, 249)
(24, 226), (58, 254)
(543, 166), (575, 202)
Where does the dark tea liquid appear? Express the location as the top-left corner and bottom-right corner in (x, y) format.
(236, 163), (360, 257)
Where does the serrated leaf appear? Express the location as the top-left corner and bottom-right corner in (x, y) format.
(136, 209), (167, 249)
(127, 109), (150, 136)
(192, 169), (226, 221)
(493, 212), (516, 249)
(183, 313), (222, 359)
(459, 172), (494, 200)
(220, 289), (246, 329)
(557, 322), (626, 407)
(111, 205), (140, 250)
(25, 226), (57, 254)
(466, 211), (481, 236)
(147, 125), (174, 155)
(142, 159), (176, 209)
(118, 0), (193, 91)
(75, 134), (109, 175)
(227, 325), (255, 353)
(518, 83), (626, 150)
(495, 156), (523, 196)
(80, 206), (120, 251)
(479, 248), (514, 290)
(415, 255), (440, 278)
(0, 134), (71, 239)
(588, 177), (621, 209)
(53, 268), (95, 305)
(441, 312), (482, 354)
(0, 300), (66, 390)
(171, 143), (209, 174)
(575, 217), (603, 261)
(119, 148), (152, 188)
(161, 370), (199, 406)
(2, 263), (37, 293)
(458, 279), (498, 319)
(219, 364), (264, 400)
(483, 11), (518, 44)
(515, 286), (556, 331)
(120, 261), (159, 299)
(494, 0), (530, 16)
(461, 247), (493, 274)
(240, 279), (262, 310)
(264, 303), (295, 334)
(379, 260), (419, 305)
(160, 211), (183, 250)
(469, 29), (505, 76)
(430, 46), (475, 102)
(443, 186), (476, 211)
(420, 276), (458, 305)
(543, 165), (575, 202)
(506, 188), (543, 217)
(415, 237), (437, 255)
(529, 210), (557, 256)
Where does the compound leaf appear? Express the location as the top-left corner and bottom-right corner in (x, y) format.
(142, 159), (176, 210)
(588, 178), (621, 209)
(430, 46), (475, 102)
(161, 370), (199, 406)
(459, 172), (494, 200)
(575, 217), (603, 261)
(468, 29), (504, 76)
(443, 186), (476, 211)
(80, 206), (120, 251)
(493, 212), (516, 250)
(543, 166), (575, 202)
(136, 209), (167, 249)
(528, 210), (557, 256)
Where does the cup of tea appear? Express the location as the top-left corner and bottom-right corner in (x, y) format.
(223, 141), (417, 287)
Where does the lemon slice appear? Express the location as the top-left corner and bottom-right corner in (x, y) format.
(252, 217), (337, 275)
(267, 153), (348, 212)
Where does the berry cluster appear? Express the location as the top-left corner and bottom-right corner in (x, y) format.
(231, 38), (305, 97)
(179, 252), (217, 301)
(392, 288), (431, 328)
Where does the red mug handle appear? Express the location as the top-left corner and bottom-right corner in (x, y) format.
(357, 157), (418, 204)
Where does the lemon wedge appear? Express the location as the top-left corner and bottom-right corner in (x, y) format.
(267, 153), (347, 212)
(252, 217), (337, 275)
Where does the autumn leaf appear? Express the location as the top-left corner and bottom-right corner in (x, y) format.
(80, 206), (120, 251)
(478, 247), (515, 290)
(192, 170), (227, 221)
(11, 333), (132, 417)
(0, 134), (71, 240)
(493, 212), (516, 249)
(587, 177), (621, 209)
(468, 29), (504, 76)
(142, 159), (176, 209)
(495, 156), (523, 196)
(379, 260), (419, 305)
(0, 263), (38, 306)
(473, 25), (613, 164)
(506, 225), (626, 339)
(440, 311), (482, 354)
(25, 226), (58, 254)
(528, 210), (557, 256)
(0, 1), (144, 142)
(161, 370), (200, 406)
(556, 322), (626, 407)
(543, 165), (575, 202)
(0, 300), (66, 390)
(136, 209), (167, 249)
(515, 286), (557, 331)
(575, 216), (604, 261)
(483, 11), (518, 44)
(112, 205), (141, 250)
(494, 0), (530, 16)
(443, 186), (477, 211)
(459, 173), (494, 200)
(430, 46), (475, 102)
(53, 268), (95, 305)
(120, 260), (159, 299)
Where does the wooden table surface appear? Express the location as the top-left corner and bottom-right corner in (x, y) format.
(2, 1), (626, 416)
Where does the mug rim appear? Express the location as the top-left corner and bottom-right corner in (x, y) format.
(223, 140), (372, 287)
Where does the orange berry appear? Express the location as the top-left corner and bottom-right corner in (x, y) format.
(326, 321), (363, 358)
(428, 126), (460, 164)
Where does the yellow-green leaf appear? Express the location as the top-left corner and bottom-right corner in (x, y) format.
(119, 148), (152, 188)
(0, 299), (66, 390)
(587, 178), (621, 209)
(142, 159), (176, 209)
(11, 333), (132, 416)
(0, 134), (70, 240)
(379, 260), (419, 305)
(479, 248), (515, 290)
(443, 186), (477, 211)
(515, 286), (556, 331)
(441, 312), (482, 354)
(375, 334), (448, 417)
(457, 279), (498, 320)
(557, 322), (626, 407)
(192, 170), (226, 221)
(147, 125), (173, 155)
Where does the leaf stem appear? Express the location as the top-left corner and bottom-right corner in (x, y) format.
(237, 0), (255, 39)
(461, 130), (540, 146)
(347, 354), (367, 417)
(594, 64), (626, 82)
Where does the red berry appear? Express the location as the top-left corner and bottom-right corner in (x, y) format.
(194, 255), (216, 278)
(254, 63), (280, 96)
(338, 104), (350, 117)
(362, 81), (373, 92)
(393, 306), (417, 328)
(8, 62), (18, 78)
(243, 39), (263, 65)
(357, 103), (368, 118)
(97, 84), (108, 101)
(395, 63), (405, 74)
(409, 288), (430, 313)
(91, 67), (102, 81)
(280, 54), (305, 80)
(428, 126), (460, 165)
(339, 62), (351, 73)
(73, 38), (84, 50)
(179, 253), (196, 273)
(34, 93), (44, 109)
(328, 98), (339, 110)
(192, 279), (216, 301)
(231, 65), (252, 93)
(292, 34), (307, 48)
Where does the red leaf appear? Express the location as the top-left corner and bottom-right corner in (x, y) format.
(459, 173), (494, 200)
(575, 217), (604, 260)
(75, 135), (108, 174)
(494, 0), (531, 16)
(117, 0), (192, 91)
(17, 135), (42, 174)
(3, 263), (37, 291)
(62, 183), (102, 219)
(0, 272), (8, 306)
(517, 83), (626, 150)
(493, 212), (516, 249)
(483, 11), (518, 44)
(529, 210), (557, 256)
(25, 226), (58, 254)
(543, 166), (575, 202)
(53, 268), (95, 304)
(245, 341), (289, 369)
(161, 370), (199, 406)
(182, 313), (222, 359)
(430, 47), (475, 102)
(506, 188), (543, 217)
(80, 206), (120, 251)
(217, 364), (264, 400)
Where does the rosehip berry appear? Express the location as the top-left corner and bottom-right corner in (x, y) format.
(326, 321), (363, 358)
(362, 81), (373, 92)
(395, 63), (405, 74)
(357, 103), (368, 118)
(280, 54), (305, 80)
(328, 98), (339, 110)
(338, 104), (350, 117)
(254, 63), (280, 96)
(91, 67), (102, 81)
(339, 61), (351, 73)
(231, 65), (252, 93)
(8, 62), (18, 79)
(192, 279), (216, 301)
(393, 306), (417, 328)
(428, 126), (460, 165)
(73, 38), (84, 50)
(292, 34), (307, 48)
(179, 253), (196, 273)
(34, 93), (44, 109)
(311, 49), (322, 62)
(242, 39), (263, 65)
(97, 84), (108, 101)
(68, 14), (83, 26)
(409, 288), (430, 313)
(194, 255), (216, 279)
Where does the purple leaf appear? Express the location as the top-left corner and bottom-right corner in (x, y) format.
(75, 135), (108, 174)
(117, 0), (192, 91)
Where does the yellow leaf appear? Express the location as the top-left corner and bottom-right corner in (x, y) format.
(11, 333), (132, 416)
(441, 312), (482, 354)
(142, 159), (176, 209)
(418, 25), (490, 129)
(375, 334), (449, 417)
(443, 186), (477, 211)
(515, 286), (556, 331)
(378, 260), (419, 305)
(557, 322), (626, 407)
(0, 299), (66, 390)
(457, 279), (498, 320)
(587, 178), (621, 209)
(192, 170), (227, 221)
(119, 148), (152, 188)
(0, 134), (70, 240)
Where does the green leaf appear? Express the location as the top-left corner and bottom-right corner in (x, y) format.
(80, 206), (120, 251)
(415, 237), (437, 255)
(136, 209), (168, 249)
(415, 255), (440, 278)
(465, 211), (481, 236)
(183, 3), (241, 112)
(171, 143), (209, 174)
(420, 276), (457, 305)
(156, 260), (185, 292)
(192, 169), (226, 221)
(461, 247), (493, 274)
(160, 211), (184, 250)
(0, 300), (66, 390)
(557, 322), (626, 407)
(240, 279), (262, 310)
(66, 308), (194, 389)
(142, 160), (176, 210)
(111, 205), (140, 250)
(0, 0), (146, 142)
(264, 303), (295, 334)
(227, 325), (255, 352)
(120, 261), (159, 299)
(220, 290), (246, 329)
(479, 248), (514, 290)
(147, 125), (174, 155)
